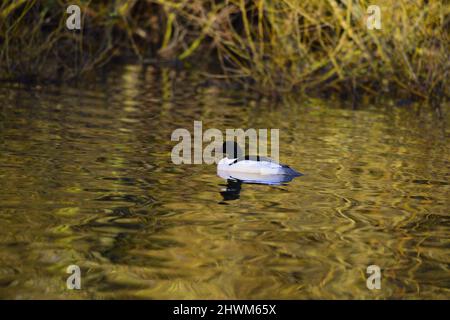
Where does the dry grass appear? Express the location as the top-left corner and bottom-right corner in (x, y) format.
(0, 0), (448, 102)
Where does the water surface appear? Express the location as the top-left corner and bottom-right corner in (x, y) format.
(0, 65), (448, 299)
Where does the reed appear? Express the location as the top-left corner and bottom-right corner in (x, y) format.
(0, 0), (448, 102)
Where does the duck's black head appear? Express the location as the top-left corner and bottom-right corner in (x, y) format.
(222, 141), (243, 159)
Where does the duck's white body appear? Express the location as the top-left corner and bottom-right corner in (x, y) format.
(217, 169), (298, 185)
(217, 157), (301, 176)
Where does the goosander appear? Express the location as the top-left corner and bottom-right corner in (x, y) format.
(217, 141), (302, 177)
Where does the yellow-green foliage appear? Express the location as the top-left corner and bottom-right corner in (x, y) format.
(0, 0), (448, 100)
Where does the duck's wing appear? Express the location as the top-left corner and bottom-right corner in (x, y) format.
(230, 155), (274, 165)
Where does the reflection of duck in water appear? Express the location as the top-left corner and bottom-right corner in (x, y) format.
(218, 141), (302, 201)
(219, 179), (242, 201)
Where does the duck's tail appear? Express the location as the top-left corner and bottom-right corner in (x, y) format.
(282, 165), (303, 176)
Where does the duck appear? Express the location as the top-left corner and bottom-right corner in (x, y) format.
(217, 141), (302, 177)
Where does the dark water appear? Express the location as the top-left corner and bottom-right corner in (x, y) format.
(0, 65), (448, 299)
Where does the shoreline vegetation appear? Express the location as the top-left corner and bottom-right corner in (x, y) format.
(0, 0), (448, 106)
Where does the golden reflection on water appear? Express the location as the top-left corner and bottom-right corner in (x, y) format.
(0, 65), (448, 299)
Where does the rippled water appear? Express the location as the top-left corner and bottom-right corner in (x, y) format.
(0, 65), (448, 299)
